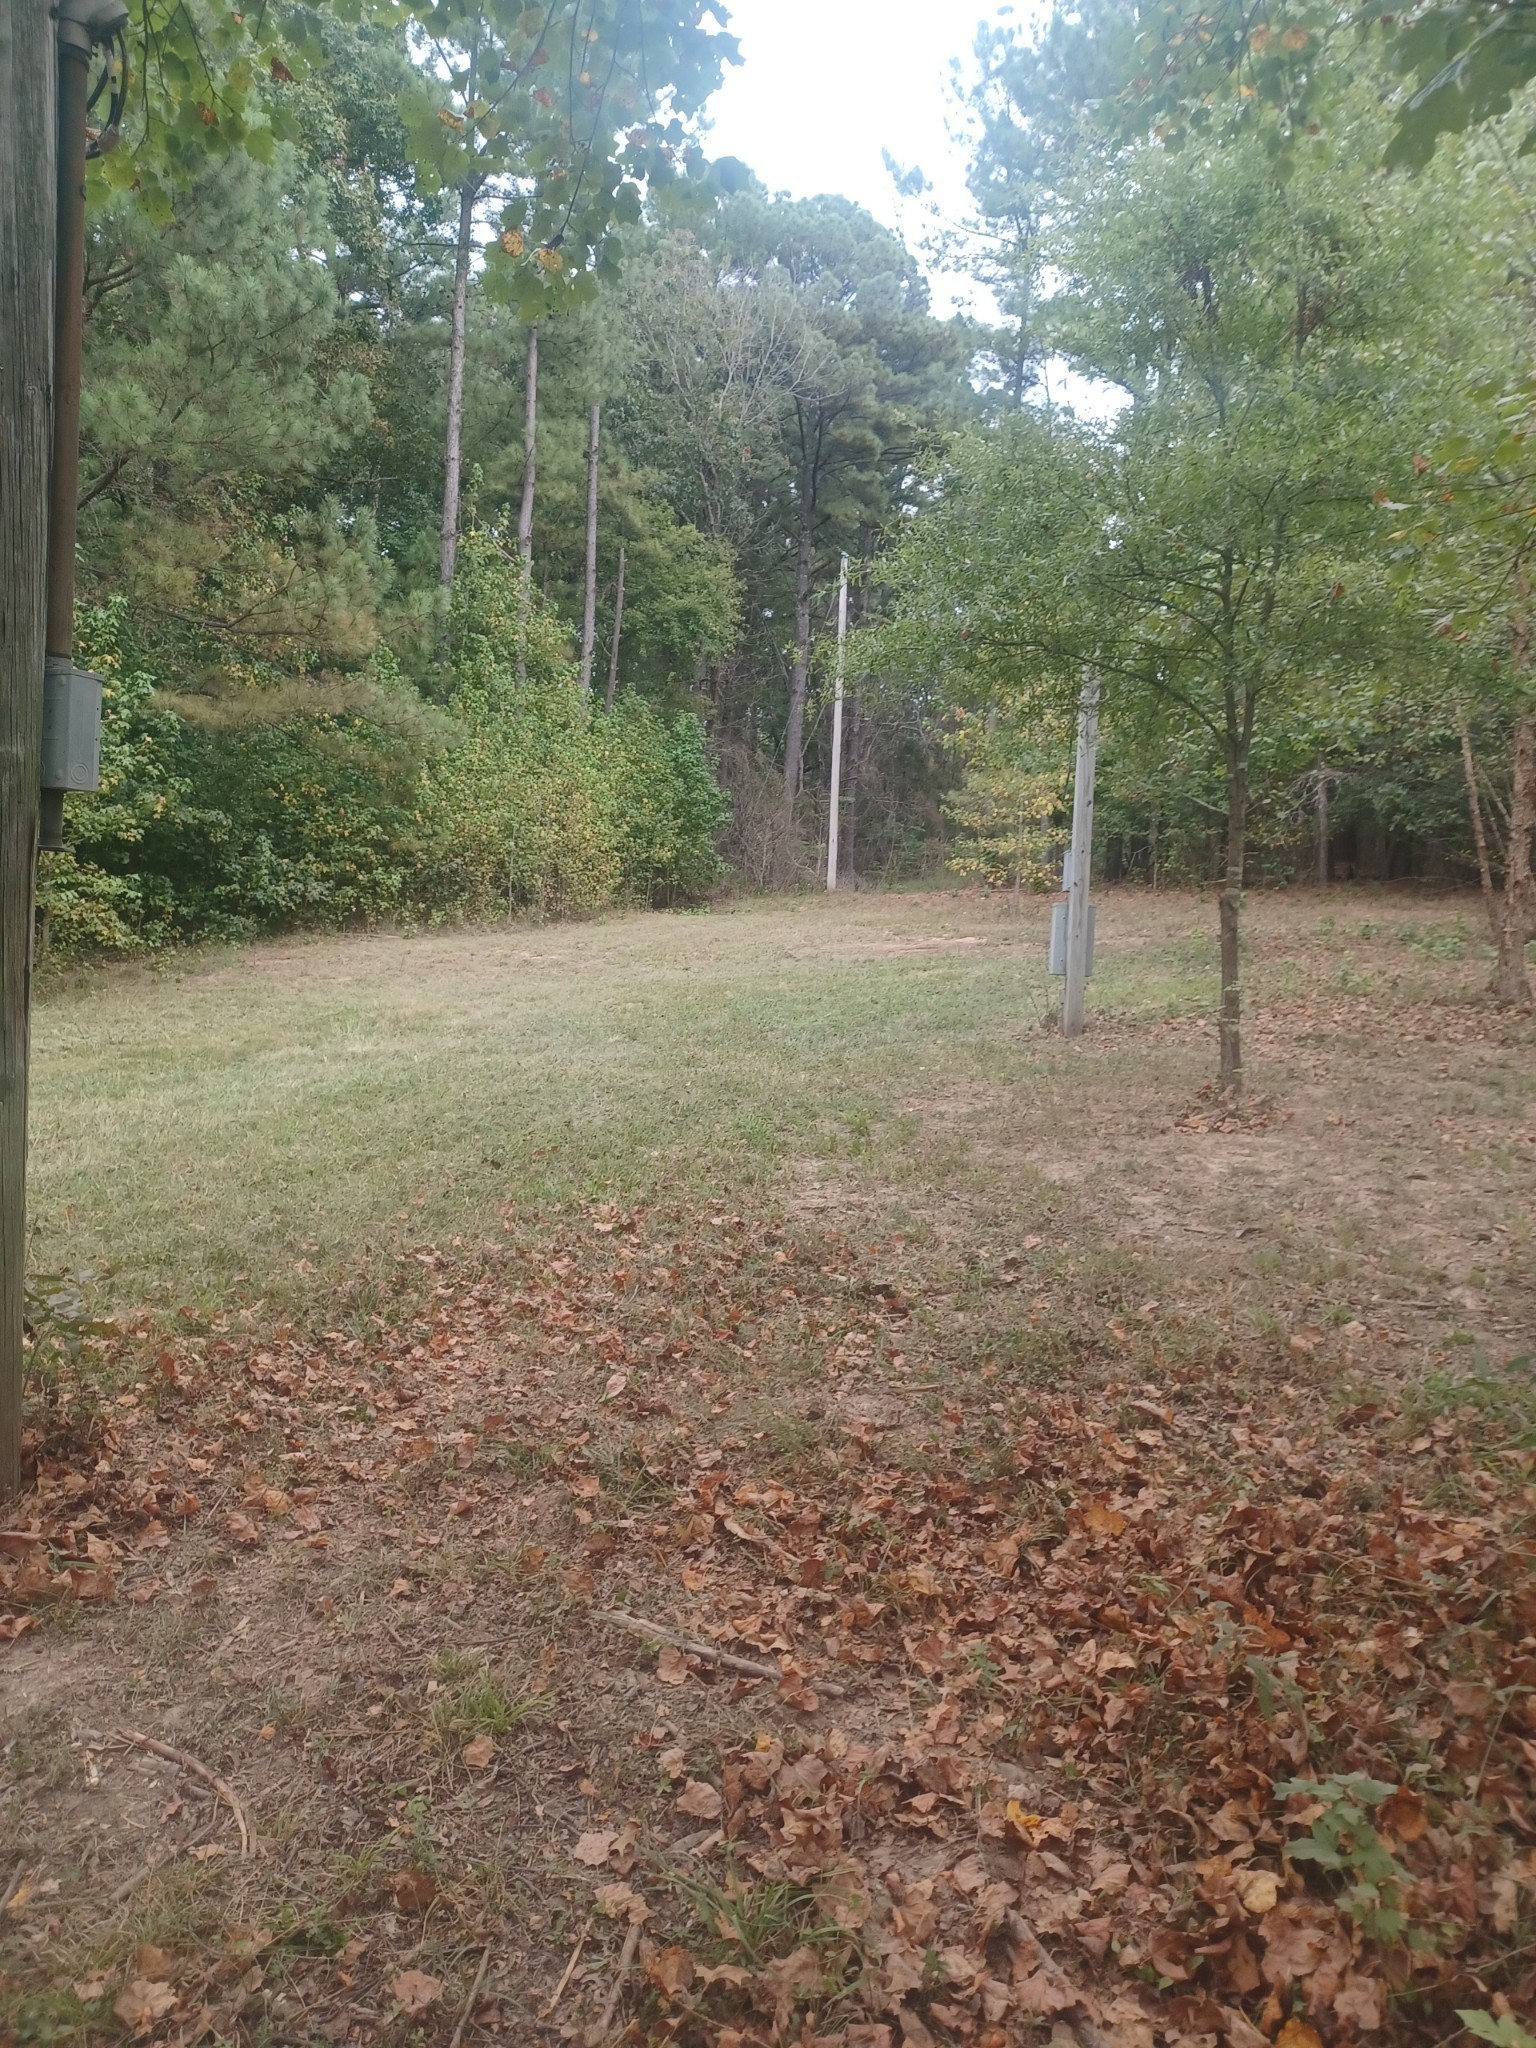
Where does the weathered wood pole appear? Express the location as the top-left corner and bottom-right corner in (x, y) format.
(1, 0), (58, 1498)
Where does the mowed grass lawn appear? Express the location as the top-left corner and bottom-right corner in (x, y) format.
(27, 885), (1536, 1368)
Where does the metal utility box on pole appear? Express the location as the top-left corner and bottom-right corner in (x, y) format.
(1060, 670), (1100, 1038)
(826, 552), (848, 891)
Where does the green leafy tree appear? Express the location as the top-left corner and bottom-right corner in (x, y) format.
(878, 110), (1449, 1089)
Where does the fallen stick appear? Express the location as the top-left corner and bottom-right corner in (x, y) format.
(109, 1847), (175, 1905)
(539, 1913), (591, 2020)
(595, 1610), (847, 1699)
(116, 1729), (251, 1859)
(590, 1918), (641, 2044)
(447, 1943), (492, 2048)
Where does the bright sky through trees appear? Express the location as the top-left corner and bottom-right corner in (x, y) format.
(704, 0), (990, 313)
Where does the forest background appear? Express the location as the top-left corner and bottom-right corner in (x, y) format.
(45, 0), (1536, 1036)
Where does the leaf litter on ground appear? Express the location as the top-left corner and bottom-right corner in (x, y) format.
(2, 1194), (1534, 2048)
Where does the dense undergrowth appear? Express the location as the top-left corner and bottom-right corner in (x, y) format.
(36, 541), (728, 960)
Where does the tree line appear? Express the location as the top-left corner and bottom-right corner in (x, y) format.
(45, 0), (977, 954)
(41, 0), (1536, 1085)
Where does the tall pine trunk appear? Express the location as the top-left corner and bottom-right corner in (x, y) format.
(437, 169), (483, 593)
(783, 490), (814, 811)
(1493, 712), (1535, 1005)
(579, 402), (600, 694)
(515, 322), (538, 682)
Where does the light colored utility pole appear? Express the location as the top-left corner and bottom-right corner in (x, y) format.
(515, 321), (538, 683)
(579, 401), (600, 694)
(825, 552), (848, 891)
(1062, 669), (1100, 1039)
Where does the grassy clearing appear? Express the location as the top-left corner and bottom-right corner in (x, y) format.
(27, 886), (1536, 1367)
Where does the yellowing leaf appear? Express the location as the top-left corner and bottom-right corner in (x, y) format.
(1235, 1868), (1280, 1916)
(1275, 2023), (1323, 2048)
(1080, 1498), (1126, 1538)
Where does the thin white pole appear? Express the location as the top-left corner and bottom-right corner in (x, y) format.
(1062, 668), (1100, 1038)
(826, 552), (849, 891)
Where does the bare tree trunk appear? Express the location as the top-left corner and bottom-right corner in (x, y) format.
(515, 321), (538, 682)
(1494, 712), (1535, 1005)
(579, 401), (600, 694)
(1315, 758), (1329, 886)
(843, 696), (860, 886)
(438, 168), (483, 593)
(1459, 709), (1501, 945)
(1219, 727), (1249, 1097)
(783, 491), (814, 811)
(604, 543), (626, 711)
(1, 0), (55, 1498)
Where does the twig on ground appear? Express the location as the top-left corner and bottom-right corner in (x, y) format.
(109, 1847), (175, 1905)
(447, 1943), (492, 2048)
(595, 1609), (847, 1698)
(115, 1728), (251, 1858)
(590, 1918), (641, 2044)
(0, 1864), (27, 1914)
(539, 1913), (592, 2019)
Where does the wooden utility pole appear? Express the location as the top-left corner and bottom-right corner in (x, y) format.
(826, 552), (848, 891)
(604, 544), (626, 711)
(1062, 670), (1100, 1039)
(1, 0), (58, 1499)
(579, 402), (600, 694)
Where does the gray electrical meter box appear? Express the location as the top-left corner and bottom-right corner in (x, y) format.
(41, 657), (103, 792)
(1049, 900), (1095, 977)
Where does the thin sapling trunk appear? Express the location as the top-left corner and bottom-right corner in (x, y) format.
(1459, 709), (1501, 946)
(605, 543), (626, 711)
(1218, 688), (1254, 1097)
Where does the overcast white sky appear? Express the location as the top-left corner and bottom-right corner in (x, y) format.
(700, 0), (1121, 418)
(703, 0), (992, 315)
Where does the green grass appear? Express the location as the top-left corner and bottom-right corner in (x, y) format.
(25, 886), (1533, 1374)
(27, 895), (1208, 1318)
